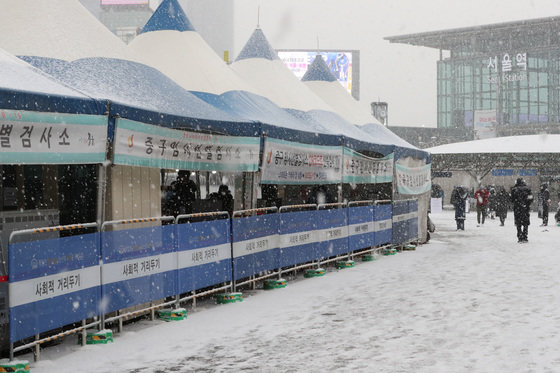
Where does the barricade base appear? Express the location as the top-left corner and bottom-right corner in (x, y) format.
(403, 244), (417, 251)
(216, 293), (243, 304)
(361, 254), (377, 262)
(304, 268), (325, 278)
(336, 260), (355, 269)
(263, 279), (287, 290)
(157, 308), (187, 321)
(78, 329), (114, 345)
(0, 359), (30, 373)
(383, 248), (397, 256)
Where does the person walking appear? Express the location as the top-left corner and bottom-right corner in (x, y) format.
(474, 185), (490, 226)
(451, 186), (468, 230)
(173, 170), (198, 216)
(538, 183), (551, 226)
(495, 186), (510, 226)
(510, 178), (534, 243)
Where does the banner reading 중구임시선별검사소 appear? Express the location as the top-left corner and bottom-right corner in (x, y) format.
(260, 137), (342, 184)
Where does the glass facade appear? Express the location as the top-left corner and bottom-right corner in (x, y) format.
(437, 48), (560, 128)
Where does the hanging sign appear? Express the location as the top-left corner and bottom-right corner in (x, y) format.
(342, 148), (393, 184)
(0, 109), (108, 164)
(261, 137), (342, 184)
(395, 163), (431, 195)
(113, 118), (260, 172)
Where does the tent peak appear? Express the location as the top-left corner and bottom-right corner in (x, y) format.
(302, 54), (338, 83)
(139, 0), (195, 35)
(235, 28), (279, 62)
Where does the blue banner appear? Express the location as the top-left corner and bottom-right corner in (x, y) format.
(348, 205), (375, 251)
(278, 210), (317, 267)
(408, 199), (419, 242)
(392, 200), (409, 245)
(9, 233), (100, 342)
(315, 208), (349, 258)
(176, 219), (232, 293)
(232, 214), (279, 281)
(374, 203), (393, 246)
(101, 225), (176, 314)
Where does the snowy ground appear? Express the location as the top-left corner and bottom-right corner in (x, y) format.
(24, 210), (560, 373)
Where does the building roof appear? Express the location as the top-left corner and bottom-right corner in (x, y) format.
(385, 15), (560, 51)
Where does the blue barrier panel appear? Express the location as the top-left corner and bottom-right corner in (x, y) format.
(315, 208), (349, 258)
(9, 233), (100, 343)
(101, 225), (176, 314)
(176, 218), (232, 293)
(348, 205), (375, 251)
(374, 203), (393, 246)
(409, 199), (419, 242)
(392, 200), (409, 245)
(232, 214), (279, 281)
(278, 210), (317, 267)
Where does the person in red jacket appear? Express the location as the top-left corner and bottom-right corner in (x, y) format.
(474, 185), (490, 226)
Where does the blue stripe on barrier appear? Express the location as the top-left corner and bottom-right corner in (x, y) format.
(232, 214), (279, 281)
(176, 219), (232, 294)
(10, 287), (100, 342)
(9, 233), (100, 343)
(101, 225), (177, 313)
(278, 210), (316, 267)
(374, 204), (393, 246)
(315, 208), (348, 258)
(348, 205), (375, 251)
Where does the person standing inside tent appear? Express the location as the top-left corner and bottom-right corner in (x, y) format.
(474, 185), (490, 226)
(174, 170), (198, 216)
(510, 178), (534, 243)
(538, 182), (551, 227)
(495, 186), (510, 226)
(451, 186), (468, 230)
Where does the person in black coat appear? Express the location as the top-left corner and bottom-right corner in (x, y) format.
(538, 183), (551, 226)
(510, 178), (534, 243)
(494, 186), (510, 226)
(451, 186), (468, 230)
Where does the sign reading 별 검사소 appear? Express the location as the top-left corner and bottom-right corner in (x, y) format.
(261, 137), (342, 184)
(0, 109), (108, 164)
(113, 118), (260, 172)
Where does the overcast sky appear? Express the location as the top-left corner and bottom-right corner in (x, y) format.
(182, 0), (560, 128)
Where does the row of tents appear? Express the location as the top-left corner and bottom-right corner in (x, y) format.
(0, 0), (430, 240)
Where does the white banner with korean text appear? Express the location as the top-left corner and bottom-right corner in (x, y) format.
(395, 163), (431, 195)
(342, 148), (393, 184)
(0, 109), (108, 164)
(261, 137), (342, 184)
(113, 118), (260, 172)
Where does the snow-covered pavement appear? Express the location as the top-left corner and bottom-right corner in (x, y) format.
(26, 210), (560, 372)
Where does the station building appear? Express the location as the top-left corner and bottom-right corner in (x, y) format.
(387, 16), (560, 147)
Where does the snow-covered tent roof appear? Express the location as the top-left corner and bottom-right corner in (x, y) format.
(128, 0), (257, 95)
(426, 134), (560, 154)
(232, 28), (334, 113)
(0, 48), (103, 115)
(0, 0), (133, 61)
(302, 54), (383, 127)
(25, 57), (255, 135)
(426, 134), (560, 173)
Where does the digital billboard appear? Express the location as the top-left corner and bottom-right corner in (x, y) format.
(277, 50), (359, 100)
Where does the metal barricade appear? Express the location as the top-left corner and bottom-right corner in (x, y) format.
(231, 207), (279, 290)
(8, 222), (99, 361)
(100, 216), (176, 330)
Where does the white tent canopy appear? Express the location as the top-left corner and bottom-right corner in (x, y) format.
(231, 29), (334, 112)
(0, 0), (133, 61)
(426, 134), (560, 154)
(302, 54), (383, 126)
